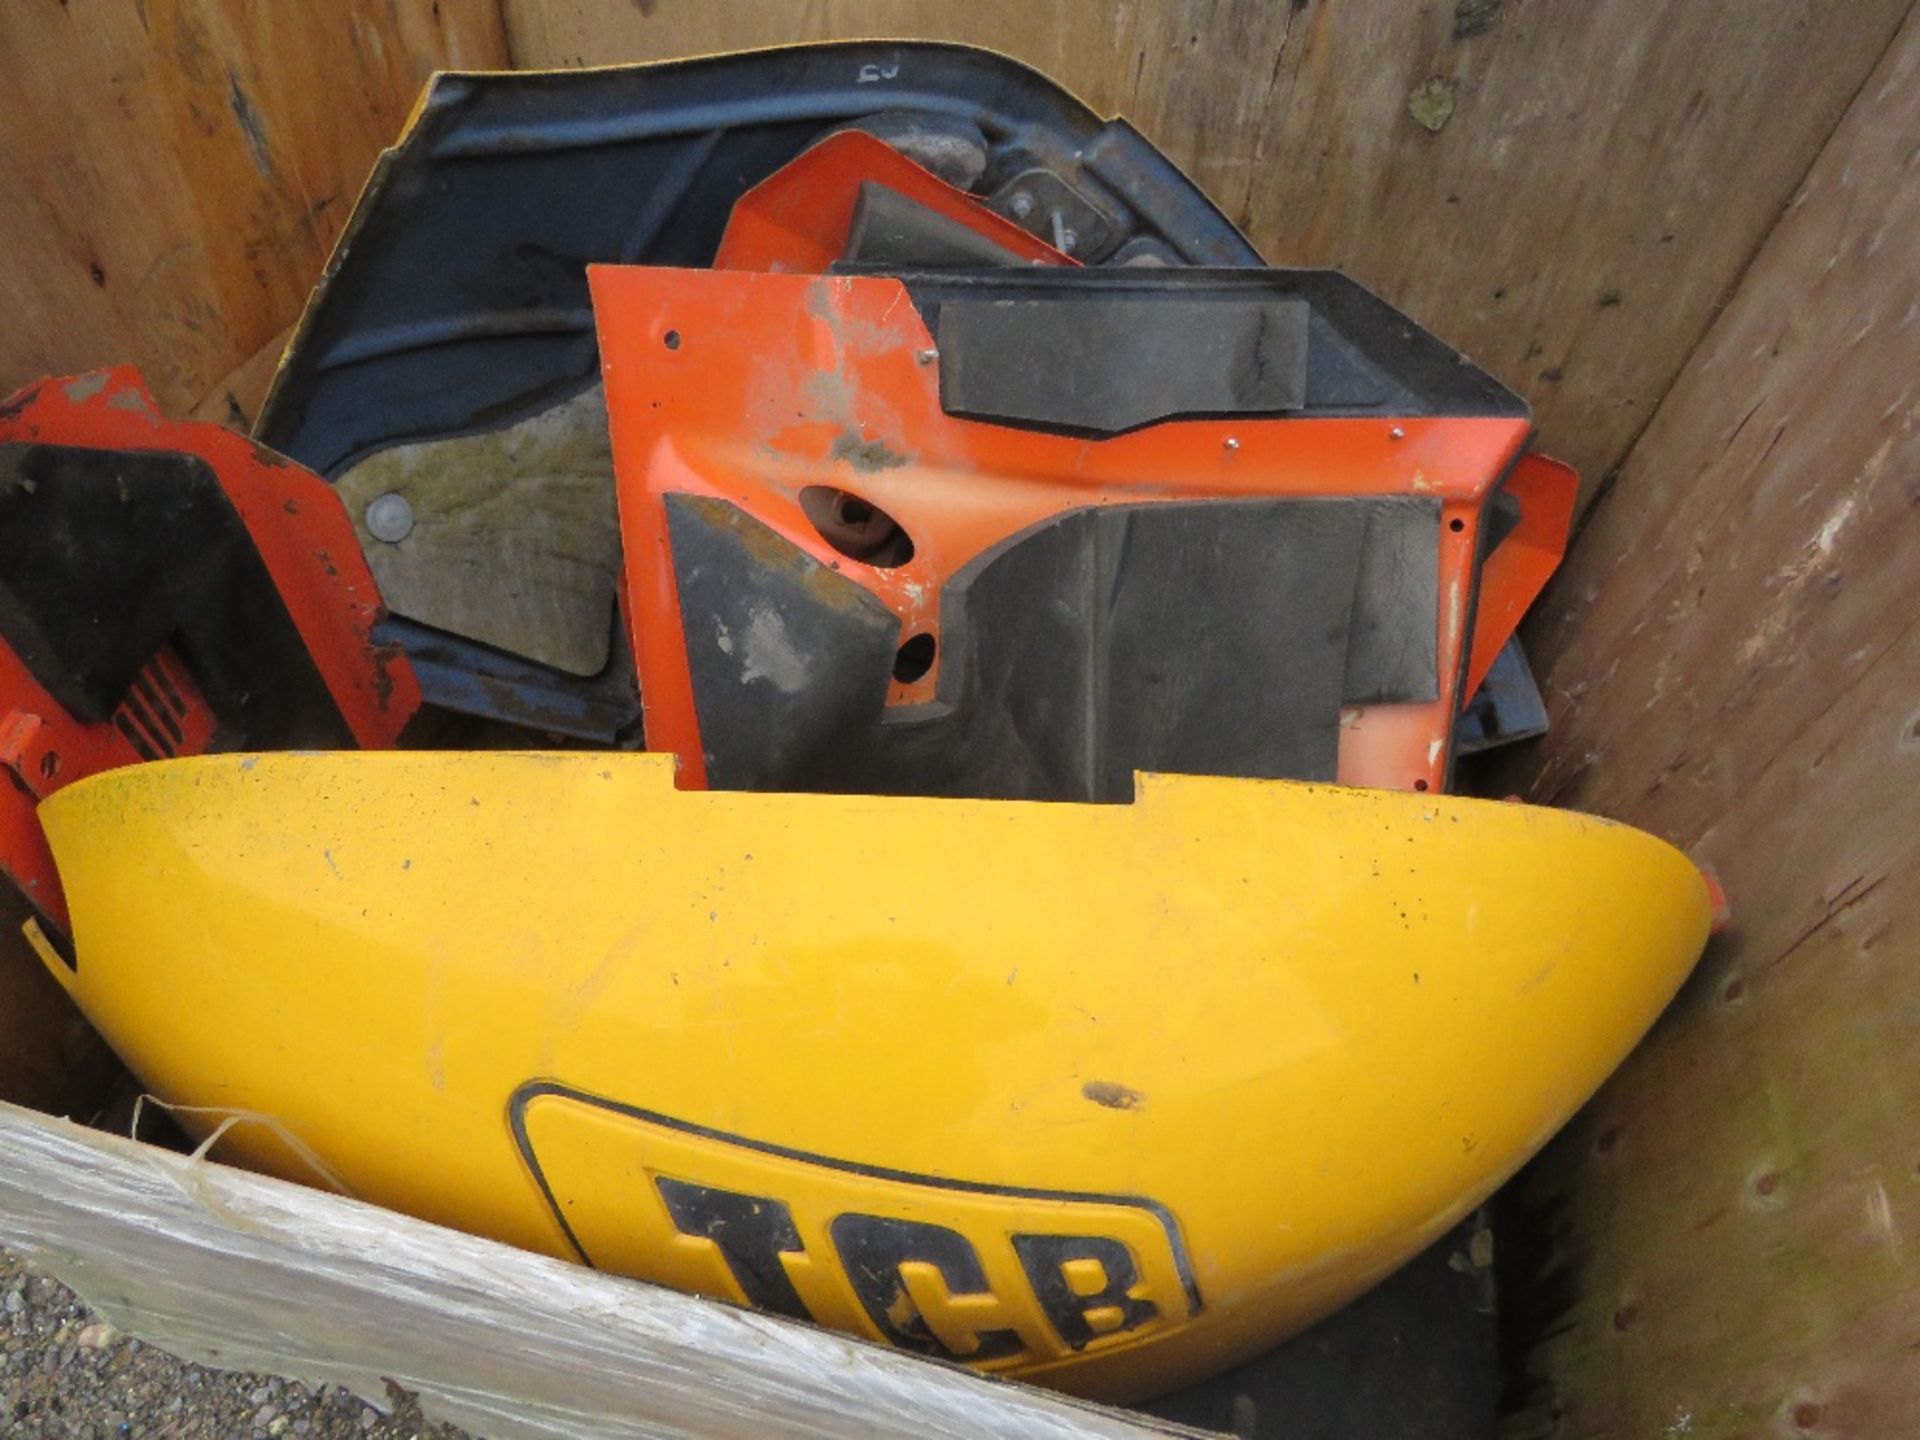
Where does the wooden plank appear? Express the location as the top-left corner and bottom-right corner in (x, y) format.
(0, 1), (508, 415)
(0, 1101), (1196, 1440)
(1494, 9), (1920, 1433)
(500, 0), (1911, 508)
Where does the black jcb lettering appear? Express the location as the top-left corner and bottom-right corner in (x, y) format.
(655, 1176), (813, 1321)
(1012, 1233), (1159, 1349)
(830, 1214), (1022, 1360)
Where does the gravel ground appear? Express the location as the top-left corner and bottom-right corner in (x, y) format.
(0, 1246), (473, 1439)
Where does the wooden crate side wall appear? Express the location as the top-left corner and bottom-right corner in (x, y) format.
(0, 0), (508, 415)
(1496, 8), (1920, 1434)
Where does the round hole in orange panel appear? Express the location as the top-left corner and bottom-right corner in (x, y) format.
(893, 633), (937, 684)
(800, 486), (915, 568)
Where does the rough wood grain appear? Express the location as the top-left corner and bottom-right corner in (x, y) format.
(501, 0), (1912, 508)
(0, 1), (507, 415)
(0, 1102), (1197, 1440)
(1495, 9), (1920, 1434)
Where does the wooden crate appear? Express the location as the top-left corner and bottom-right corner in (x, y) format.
(2, 2), (1916, 1432)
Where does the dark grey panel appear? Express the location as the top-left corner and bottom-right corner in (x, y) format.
(866, 267), (1529, 427)
(1345, 497), (1442, 706)
(1081, 503), (1361, 790)
(666, 495), (902, 792)
(936, 295), (1310, 434)
(1454, 637), (1549, 756)
(668, 494), (1441, 801)
(842, 184), (1032, 268)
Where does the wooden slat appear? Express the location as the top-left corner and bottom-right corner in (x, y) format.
(501, 0), (1911, 508)
(1495, 8), (1920, 1432)
(0, 1101), (1198, 1440)
(0, 0), (508, 415)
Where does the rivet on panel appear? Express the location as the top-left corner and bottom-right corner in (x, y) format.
(364, 493), (414, 544)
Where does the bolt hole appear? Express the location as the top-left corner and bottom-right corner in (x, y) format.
(1414, 778), (1430, 791)
(663, 329), (681, 350)
(1448, 517), (1466, 533)
(799, 486), (914, 568)
(893, 633), (936, 684)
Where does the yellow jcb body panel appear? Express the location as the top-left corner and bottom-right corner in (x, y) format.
(37, 754), (1707, 1400)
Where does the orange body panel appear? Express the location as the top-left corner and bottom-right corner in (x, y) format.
(1461, 452), (1577, 701)
(0, 369), (419, 748)
(593, 266), (1530, 793)
(0, 368), (420, 928)
(713, 130), (1072, 273)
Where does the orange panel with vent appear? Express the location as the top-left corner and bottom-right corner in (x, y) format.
(0, 368), (419, 933)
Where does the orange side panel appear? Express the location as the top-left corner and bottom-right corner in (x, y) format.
(1, 367), (421, 930)
(592, 265), (1529, 795)
(1461, 453), (1578, 702)
(0, 368), (420, 748)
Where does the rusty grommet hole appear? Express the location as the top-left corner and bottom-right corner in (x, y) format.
(800, 486), (914, 568)
(893, 633), (936, 684)
(1414, 778), (1430, 791)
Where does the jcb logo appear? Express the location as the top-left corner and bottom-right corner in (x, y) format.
(511, 1082), (1200, 1369)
